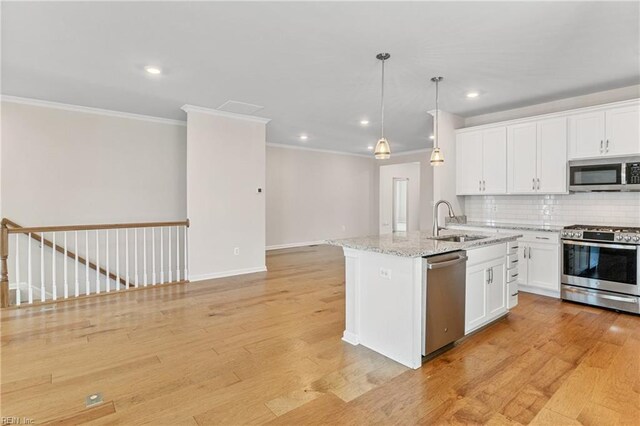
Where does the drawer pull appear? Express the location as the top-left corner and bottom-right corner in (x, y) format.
(511, 259), (518, 263)
(512, 273), (519, 277)
(511, 292), (519, 297)
(535, 236), (549, 240)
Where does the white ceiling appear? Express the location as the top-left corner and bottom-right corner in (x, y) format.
(2, 1), (639, 154)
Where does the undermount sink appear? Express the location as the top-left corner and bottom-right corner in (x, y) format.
(435, 235), (488, 243)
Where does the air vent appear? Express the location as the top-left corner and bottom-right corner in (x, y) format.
(217, 100), (264, 115)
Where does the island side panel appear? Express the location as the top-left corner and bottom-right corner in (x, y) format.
(342, 249), (424, 369)
(342, 248), (361, 345)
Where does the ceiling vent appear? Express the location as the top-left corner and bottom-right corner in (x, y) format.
(217, 100), (264, 115)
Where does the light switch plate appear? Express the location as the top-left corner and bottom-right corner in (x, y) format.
(379, 268), (391, 279)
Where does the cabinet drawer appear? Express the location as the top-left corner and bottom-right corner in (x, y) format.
(467, 243), (507, 266)
(517, 232), (560, 244)
(507, 241), (520, 255)
(507, 254), (519, 268)
(507, 268), (519, 283)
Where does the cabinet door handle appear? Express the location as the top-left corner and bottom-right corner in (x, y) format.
(483, 180), (486, 191)
(600, 140), (604, 153)
(532, 178), (535, 190)
(537, 178), (540, 190)
(479, 180), (482, 191)
(605, 139), (609, 153)
(529, 247), (532, 259)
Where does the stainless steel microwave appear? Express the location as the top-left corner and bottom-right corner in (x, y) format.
(568, 157), (640, 192)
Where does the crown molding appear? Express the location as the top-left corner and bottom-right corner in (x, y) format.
(1, 95), (187, 126)
(181, 104), (271, 124)
(266, 143), (371, 158)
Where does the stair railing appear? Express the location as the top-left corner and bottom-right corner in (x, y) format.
(0, 218), (189, 308)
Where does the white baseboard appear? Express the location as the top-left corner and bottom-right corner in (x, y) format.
(189, 266), (268, 282)
(342, 331), (360, 345)
(266, 240), (325, 251)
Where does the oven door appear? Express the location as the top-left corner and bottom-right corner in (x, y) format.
(562, 240), (639, 295)
(568, 161), (623, 192)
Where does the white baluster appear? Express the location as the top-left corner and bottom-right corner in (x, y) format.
(160, 227), (164, 283)
(40, 232), (45, 302)
(116, 230), (120, 291)
(134, 228), (139, 288)
(125, 229), (130, 288)
(105, 230), (110, 293)
(85, 231), (90, 295)
(75, 231), (79, 297)
(64, 232), (69, 299)
(183, 225), (188, 281)
(28, 233), (33, 304)
(52, 232), (57, 301)
(143, 228), (148, 286)
(168, 226), (172, 282)
(175, 226), (180, 281)
(15, 234), (20, 306)
(152, 228), (156, 285)
(95, 230), (100, 294)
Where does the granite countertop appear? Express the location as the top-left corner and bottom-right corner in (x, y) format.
(326, 229), (522, 258)
(447, 221), (563, 233)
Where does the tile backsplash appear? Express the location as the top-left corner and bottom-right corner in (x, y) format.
(464, 193), (640, 227)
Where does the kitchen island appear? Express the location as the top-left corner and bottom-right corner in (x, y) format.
(328, 229), (521, 369)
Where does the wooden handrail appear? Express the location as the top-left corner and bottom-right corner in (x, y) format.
(3, 219), (134, 288)
(1, 220), (8, 307)
(5, 219), (190, 234)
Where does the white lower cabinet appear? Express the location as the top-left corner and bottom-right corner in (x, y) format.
(464, 243), (508, 335)
(515, 232), (561, 297)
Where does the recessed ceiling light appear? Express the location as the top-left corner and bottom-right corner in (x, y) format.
(360, 119), (370, 125)
(466, 91), (479, 98)
(299, 135), (308, 140)
(144, 66), (162, 75)
(429, 135), (435, 140)
(367, 146), (374, 150)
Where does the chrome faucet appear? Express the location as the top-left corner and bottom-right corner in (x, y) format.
(433, 200), (456, 237)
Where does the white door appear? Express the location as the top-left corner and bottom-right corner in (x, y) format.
(486, 258), (507, 320)
(482, 127), (507, 194)
(465, 263), (488, 334)
(527, 242), (560, 292)
(507, 123), (537, 193)
(605, 105), (640, 157)
(568, 111), (605, 159)
(456, 131), (484, 195)
(537, 118), (568, 194)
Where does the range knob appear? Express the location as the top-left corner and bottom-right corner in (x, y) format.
(616, 235), (622, 241)
(562, 231), (567, 237)
(634, 236), (640, 242)
(624, 236), (631, 242)
(569, 232), (575, 237)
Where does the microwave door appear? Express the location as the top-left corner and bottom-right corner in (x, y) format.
(569, 162), (622, 192)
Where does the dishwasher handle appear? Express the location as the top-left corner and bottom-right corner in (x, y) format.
(426, 254), (468, 270)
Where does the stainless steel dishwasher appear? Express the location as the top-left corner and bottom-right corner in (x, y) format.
(423, 251), (467, 356)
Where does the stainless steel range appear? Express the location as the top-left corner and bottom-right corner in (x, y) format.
(561, 225), (639, 314)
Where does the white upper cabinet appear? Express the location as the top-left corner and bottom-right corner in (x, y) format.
(605, 105), (640, 157)
(456, 131), (484, 194)
(482, 128), (508, 194)
(537, 117), (568, 193)
(456, 127), (506, 195)
(507, 118), (568, 194)
(569, 104), (640, 159)
(568, 111), (605, 159)
(507, 123), (537, 193)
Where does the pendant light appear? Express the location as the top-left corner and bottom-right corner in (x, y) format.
(430, 76), (444, 166)
(374, 53), (391, 160)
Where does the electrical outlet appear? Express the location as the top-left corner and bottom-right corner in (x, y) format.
(234, 247), (240, 256)
(379, 268), (391, 279)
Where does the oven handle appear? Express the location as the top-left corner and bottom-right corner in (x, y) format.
(563, 286), (639, 304)
(562, 240), (637, 251)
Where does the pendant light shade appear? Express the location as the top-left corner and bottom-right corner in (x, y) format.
(374, 137), (391, 160)
(374, 53), (391, 159)
(430, 147), (444, 165)
(430, 76), (444, 166)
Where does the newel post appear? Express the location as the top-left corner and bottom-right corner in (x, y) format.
(0, 219), (9, 308)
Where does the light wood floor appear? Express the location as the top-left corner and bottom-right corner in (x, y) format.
(1, 245), (638, 425)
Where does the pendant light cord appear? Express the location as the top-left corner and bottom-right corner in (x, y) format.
(434, 78), (439, 149)
(380, 58), (385, 139)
